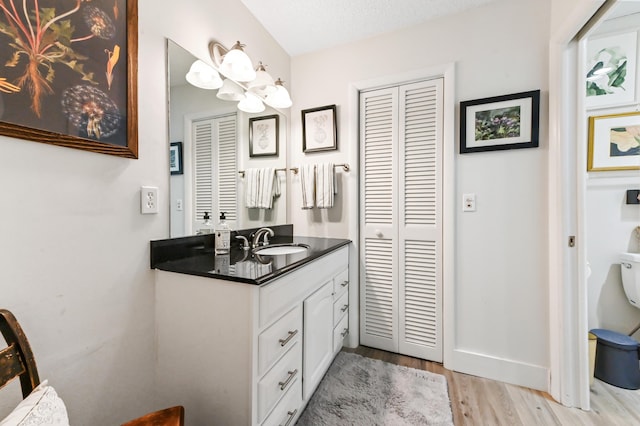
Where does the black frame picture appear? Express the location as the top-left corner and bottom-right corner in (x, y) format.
(460, 90), (540, 154)
(302, 104), (337, 153)
(170, 142), (183, 175)
(249, 114), (279, 157)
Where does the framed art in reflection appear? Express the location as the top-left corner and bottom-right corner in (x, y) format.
(249, 114), (279, 157)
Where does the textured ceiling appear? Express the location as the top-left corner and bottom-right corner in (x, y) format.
(240, 0), (500, 56)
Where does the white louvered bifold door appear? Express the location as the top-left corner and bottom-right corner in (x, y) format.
(216, 115), (238, 224)
(360, 79), (443, 362)
(192, 114), (237, 230)
(360, 87), (399, 353)
(398, 79), (443, 361)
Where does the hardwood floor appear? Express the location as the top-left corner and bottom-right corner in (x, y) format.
(343, 346), (640, 425)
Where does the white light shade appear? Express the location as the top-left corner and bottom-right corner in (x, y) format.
(238, 92), (265, 113)
(264, 79), (292, 109)
(247, 62), (276, 96)
(185, 60), (222, 90)
(216, 79), (245, 101)
(218, 42), (256, 82)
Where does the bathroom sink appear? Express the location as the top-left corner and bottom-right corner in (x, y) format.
(253, 243), (310, 256)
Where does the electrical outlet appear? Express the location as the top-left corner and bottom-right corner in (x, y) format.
(141, 186), (159, 214)
(462, 193), (476, 212)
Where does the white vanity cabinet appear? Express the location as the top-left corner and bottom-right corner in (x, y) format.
(155, 245), (349, 426)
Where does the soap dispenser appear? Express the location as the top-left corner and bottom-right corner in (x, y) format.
(198, 212), (214, 235)
(215, 212), (231, 254)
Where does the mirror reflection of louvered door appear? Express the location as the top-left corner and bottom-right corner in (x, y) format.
(359, 79), (443, 362)
(192, 114), (237, 232)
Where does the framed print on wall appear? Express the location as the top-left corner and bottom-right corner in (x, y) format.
(249, 114), (279, 157)
(302, 104), (337, 153)
(588, 111), (640, 171)
(170, 142), (183, 175)
(585, 31), (637, 109)
(0, 0), (138, 158)
(460, 90), (540, 154)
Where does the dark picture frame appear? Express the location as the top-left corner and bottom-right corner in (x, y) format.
(170, 142), (183, 175)
(302, 104), (337, 153)
(0, 0), (138, 159)
(460, 90), (540, 154)
(249, 114), (279, 157)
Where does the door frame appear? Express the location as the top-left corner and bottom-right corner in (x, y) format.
(548, 0), (615, 409)
(348, 63), (456, 366)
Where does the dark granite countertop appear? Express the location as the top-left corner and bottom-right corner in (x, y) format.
(150, 226), (350, 285)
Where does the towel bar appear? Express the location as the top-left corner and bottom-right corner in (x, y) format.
(289, 164), (350, 175)
(238, 168), (287, 177)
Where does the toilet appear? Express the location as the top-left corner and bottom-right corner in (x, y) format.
(588, 253), (640, 390)
(621, 252), (640, 308)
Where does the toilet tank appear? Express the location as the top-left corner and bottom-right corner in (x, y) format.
(621, 252), (640, 308)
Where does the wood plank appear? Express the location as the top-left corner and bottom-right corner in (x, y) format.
(344, 346), (640, 425)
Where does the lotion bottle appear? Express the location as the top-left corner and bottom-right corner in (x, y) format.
(215, 212), (231, 254)
(198, 212), (214, 234)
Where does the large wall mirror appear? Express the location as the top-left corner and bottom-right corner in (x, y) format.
(168, 40), (288, 237)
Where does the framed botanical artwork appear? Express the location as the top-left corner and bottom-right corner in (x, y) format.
(0, 0), (138, 158)
(460, 90), (540, 154)
(302, 104), (337, 153)
(588, 111), (640, 171)
(249, 114), (279, 157)
(586, 31), (637, 109)
(170, 142), (183, 175)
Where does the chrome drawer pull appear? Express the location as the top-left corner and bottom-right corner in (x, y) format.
(341, 328), (349, 338)
(278, 329), (299, 347)
(340, 280), (348, 287)
(280, 409), (298, 426)
(278, 369), (298, 391)
(341, 304), (348, 313)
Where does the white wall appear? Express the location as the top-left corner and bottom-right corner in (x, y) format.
(291, 0), (551, 390)
(0, 0), (289, 424)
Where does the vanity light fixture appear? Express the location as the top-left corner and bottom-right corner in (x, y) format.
(216, 78), (245, 101)
(185, 59), (223, 90)
(238, 91), (266, 113)
(247, 62), (277, 96)
(218, 41), (256, 82)
(265, 79), (293, 109)
(208, 40), (292, 110)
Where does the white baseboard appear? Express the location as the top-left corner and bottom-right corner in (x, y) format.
(452, 349), (549, 392)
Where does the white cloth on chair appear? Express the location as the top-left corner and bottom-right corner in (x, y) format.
(316, 163), (335, 209)
(300, 164), (315, 209)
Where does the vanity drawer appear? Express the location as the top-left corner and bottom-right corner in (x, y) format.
(258, 342), (302, 423)
(333, 314), (349, 353)
(258, 306), (302, 376)
(333, 268), (349, 297)
(260, 377), (302, 426)
(333, 290), (349, 326)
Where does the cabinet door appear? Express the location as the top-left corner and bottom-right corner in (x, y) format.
(303, 280), (334, 399)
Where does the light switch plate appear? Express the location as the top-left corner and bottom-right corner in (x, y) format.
(141, 186), (159, 214)
(462, 193), (476, 212)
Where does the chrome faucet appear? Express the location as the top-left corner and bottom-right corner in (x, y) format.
(235, 235), (250, 250)
(252, 227), (274, 249)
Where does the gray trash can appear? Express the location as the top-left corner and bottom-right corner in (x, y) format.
(590, 328), (640, 390)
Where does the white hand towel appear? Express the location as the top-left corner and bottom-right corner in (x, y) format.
(316, 163), (335, 209)
(258, 167), (276, 209)
(245, 168), (259, 208)
(300, 164), (315, 209)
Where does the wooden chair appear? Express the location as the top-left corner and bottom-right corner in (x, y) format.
(0, 309), (184, 425)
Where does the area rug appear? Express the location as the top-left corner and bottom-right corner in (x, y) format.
(296, 351), (454, 425)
